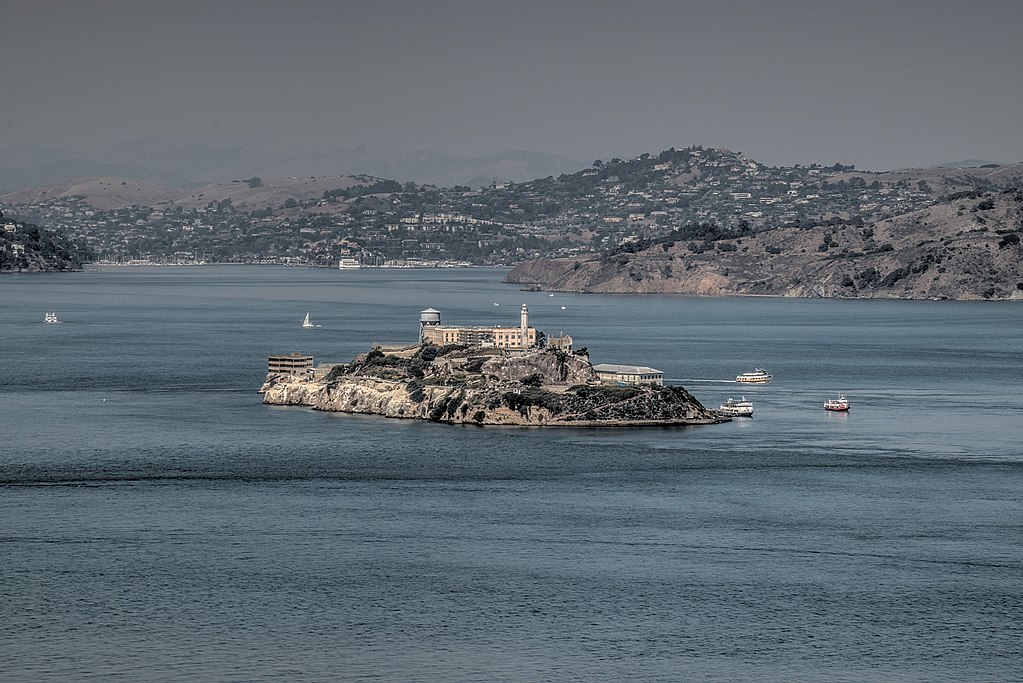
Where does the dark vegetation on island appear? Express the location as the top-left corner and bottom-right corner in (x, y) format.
(0, 211), (94, 272)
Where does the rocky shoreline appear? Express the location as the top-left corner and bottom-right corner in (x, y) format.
(261, 345), (724, 428)
(505, 189), (1023, 301)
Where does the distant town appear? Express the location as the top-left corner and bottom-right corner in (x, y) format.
(6, 146), (1014, 269)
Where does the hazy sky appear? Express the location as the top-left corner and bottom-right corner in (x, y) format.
(4, 0), (1021, 170)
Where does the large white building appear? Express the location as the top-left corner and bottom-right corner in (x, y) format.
(420, 305), (537, 349)
(592, 364), (663, 386)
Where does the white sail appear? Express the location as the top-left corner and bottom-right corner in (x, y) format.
(302, 313), (313, 328)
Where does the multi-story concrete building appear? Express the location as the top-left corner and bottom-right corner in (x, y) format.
(267, 353), (314, 377)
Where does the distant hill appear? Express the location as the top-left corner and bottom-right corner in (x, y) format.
(824, 163), (1023, 196)
(506, 189), (1023, 300)
(929, 159), (1003, 169)
(1, 175), (372, 211)
(5, 143), (1022, 299)
(0, 140), (586, 193)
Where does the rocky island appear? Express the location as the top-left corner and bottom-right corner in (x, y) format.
(261, 346), (720, 427)
(261, 306), (722, 428)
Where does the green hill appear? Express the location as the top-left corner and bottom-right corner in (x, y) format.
(0, 215), (94, 272)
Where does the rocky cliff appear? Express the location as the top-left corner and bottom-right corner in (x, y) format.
(261, 345), (722, 427)
(507, 189), (1023, 300)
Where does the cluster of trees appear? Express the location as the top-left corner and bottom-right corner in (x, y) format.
(321, 179), (405, 202)
(0, 218), (94, 271)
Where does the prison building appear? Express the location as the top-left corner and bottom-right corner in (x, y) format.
(419, 305), (537, 349)
(592, 363), (664, 386)
(267, 353), (314, 377)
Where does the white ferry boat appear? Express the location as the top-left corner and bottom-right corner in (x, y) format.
(736, 368), (772, 383)
(824, 394), (850, 412)
(44, 312), (60, 324)
(718, 397), (754, 417)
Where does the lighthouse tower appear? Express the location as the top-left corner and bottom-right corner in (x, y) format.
(519, 304), (529, 349)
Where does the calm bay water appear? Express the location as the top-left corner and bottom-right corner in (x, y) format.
(2, 266), (1021, 681)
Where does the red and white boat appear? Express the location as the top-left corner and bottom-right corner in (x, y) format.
(824, 394), (849, 412)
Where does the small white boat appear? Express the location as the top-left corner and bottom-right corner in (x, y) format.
(561, 305), (566, 310)
(494, 302), (500, 306)
(824, 394), (850, 412)
(718, 396), (754, 417)
(44, 312), (60, 324)
(736, 368), (772, 383)
(302, 312), (314, 328)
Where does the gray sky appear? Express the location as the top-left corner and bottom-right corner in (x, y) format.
(4, 0), (1021, 170)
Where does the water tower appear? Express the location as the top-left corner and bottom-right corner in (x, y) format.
(419, 307), (441, 341)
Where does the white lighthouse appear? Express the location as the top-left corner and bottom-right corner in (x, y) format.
(520, 304), (529, 349)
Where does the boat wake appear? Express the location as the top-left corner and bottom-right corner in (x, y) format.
(666, 378), (744, 384)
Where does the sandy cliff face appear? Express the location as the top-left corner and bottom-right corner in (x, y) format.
(507, 190), (1023, 300)
(261, 349), (721, 427)
(262, 375), (433, 419)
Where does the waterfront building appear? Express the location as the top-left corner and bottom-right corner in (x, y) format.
(338, 257), (362, 269)
(592, 363), (663, 386)
(267, 353), (314, 377)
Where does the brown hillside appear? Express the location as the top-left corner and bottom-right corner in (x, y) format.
(170, 176), (365, 210)
(1, 175), (369, 211)
(507, 189), (1023, 300)
(1, 177), (180, 211)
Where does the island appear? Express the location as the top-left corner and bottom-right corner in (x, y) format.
(260, 306), (723, 427)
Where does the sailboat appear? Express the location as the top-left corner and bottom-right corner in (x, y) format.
(302, 312), (315, 328)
